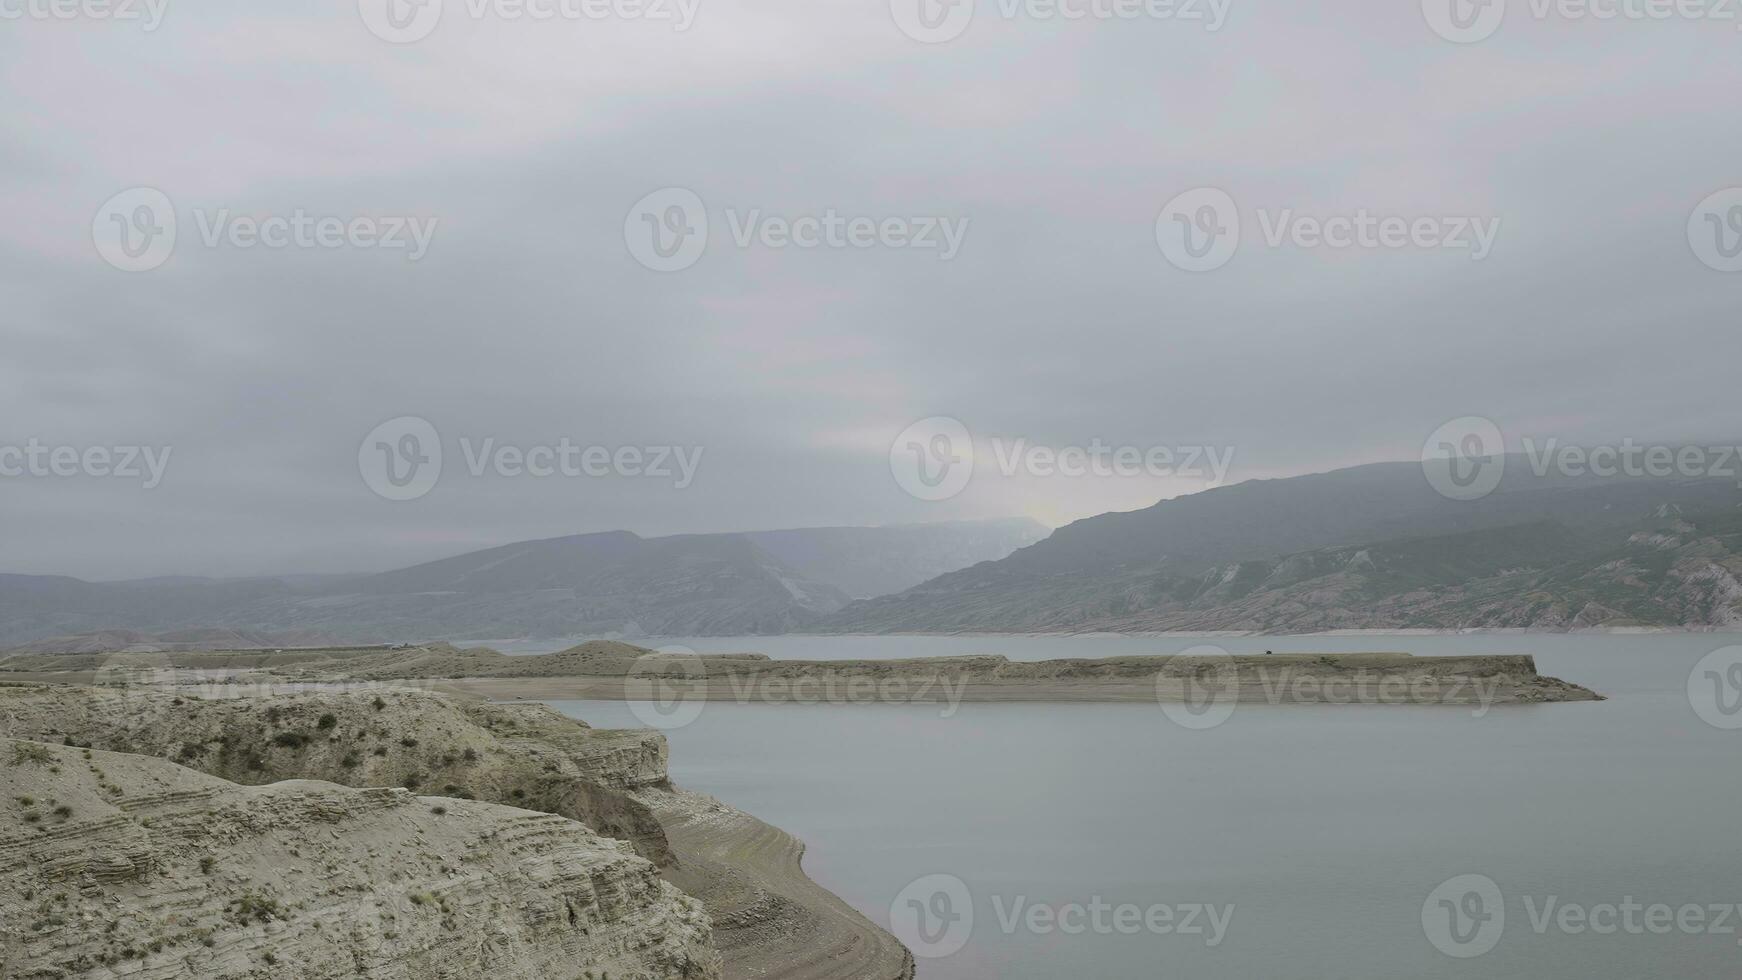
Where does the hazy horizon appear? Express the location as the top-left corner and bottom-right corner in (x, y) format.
(6, 1), (1741, 580)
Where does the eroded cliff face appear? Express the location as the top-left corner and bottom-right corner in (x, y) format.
(0, 738), (719, 980)
(0, 686), (675, 868)
(0, 683), (917, 980)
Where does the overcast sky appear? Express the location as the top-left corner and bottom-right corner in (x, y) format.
(2, 0), (1739, 580)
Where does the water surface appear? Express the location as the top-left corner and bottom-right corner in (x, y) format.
(549, 634), (1742, 979)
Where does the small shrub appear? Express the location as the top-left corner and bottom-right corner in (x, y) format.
(316, 714), (338, 731)
(371, 697), (386, 711)
(11, 743), (53, 766)
(200, 856), (216, 875)
(272, 732), (310, 750)
(229, 892), (282, 925)
(462, 748), (479, 763)
(399, 737), (418, 748)
(340, 752), (362, 769)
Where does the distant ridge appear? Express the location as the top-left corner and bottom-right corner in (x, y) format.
(0, 519), (1046, 648)
(822, 459), (1742, 633)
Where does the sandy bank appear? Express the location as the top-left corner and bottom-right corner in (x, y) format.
(408, 650), (1603, 705)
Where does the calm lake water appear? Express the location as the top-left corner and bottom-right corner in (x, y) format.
(546, 634), (1742, 979)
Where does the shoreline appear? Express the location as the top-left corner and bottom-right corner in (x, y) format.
(640, 786), (914, 980)
(400, 650), (1604, 705)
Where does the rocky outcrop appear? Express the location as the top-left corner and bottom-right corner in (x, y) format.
(0, 683), (918, 980)
(0, 685), (676, 868)
(0, 737), (718, 979)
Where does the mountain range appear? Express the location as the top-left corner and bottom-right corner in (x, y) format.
(9, 458), (1742, 649)
(0, 518), (1047, 650)
(824, 459), (1742, 633)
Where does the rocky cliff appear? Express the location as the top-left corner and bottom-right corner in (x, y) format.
(0, 684), (677, 869)
(0, 737), (718, 979)
(0, 682), (915, 980)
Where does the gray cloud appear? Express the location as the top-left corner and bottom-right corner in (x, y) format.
(2, 0), (1739, 579)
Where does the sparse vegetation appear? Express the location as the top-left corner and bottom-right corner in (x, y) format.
(12, 743), (53, 766)
(229, 892), (283, 925)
